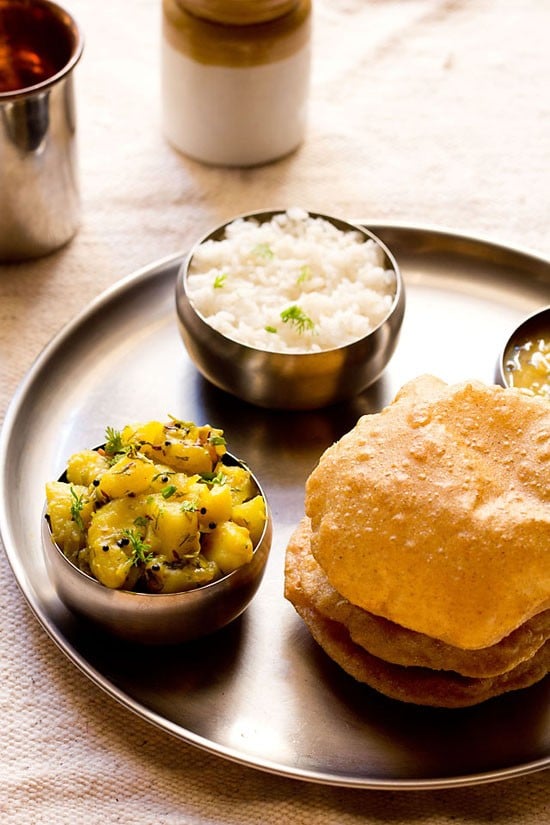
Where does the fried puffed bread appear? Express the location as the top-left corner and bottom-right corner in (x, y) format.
(306, 375), (550, 650)
(293, 601), (550, 708)
(286, 518), (550, 679)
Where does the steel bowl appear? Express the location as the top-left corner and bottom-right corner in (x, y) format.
(497, 304), (550, 395)
(42, 453), (272, 645)
(175, 209), (405, 410)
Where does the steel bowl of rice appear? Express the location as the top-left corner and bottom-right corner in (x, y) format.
(175, 208), (405, 410)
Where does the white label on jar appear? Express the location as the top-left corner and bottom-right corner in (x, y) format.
(162, 40), (310, 167)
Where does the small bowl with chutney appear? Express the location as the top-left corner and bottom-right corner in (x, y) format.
(498, 305), (550, 400)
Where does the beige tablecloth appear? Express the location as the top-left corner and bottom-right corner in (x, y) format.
(1, 0), (549, 821)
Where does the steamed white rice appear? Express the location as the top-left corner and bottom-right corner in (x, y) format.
(186, 208), (397, 354)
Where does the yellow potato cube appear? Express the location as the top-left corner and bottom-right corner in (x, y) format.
(98, 455), (156, 499)
(146, 495), (200, 560)
(121, 420), (165, 449)
(161, 442), (214, 474)
(45, 481), (93, 559)
(66, 450), (109, 487)
(221, 465), (256, 504)
(231, 495), (266, 546)
(87, 497), (144, 588)
(148, 558), (219, 593)
(202, 521), (253, 574)
(91, 545), (132, 589)
(137, 438), (213, 474)
(197, 483), (233, 531)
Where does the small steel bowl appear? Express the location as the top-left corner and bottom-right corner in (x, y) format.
(497, 304), (550, 393)
(42, 453), (272, 645)
(175, 210), (405, 410)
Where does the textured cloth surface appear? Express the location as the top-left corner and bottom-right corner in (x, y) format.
(0, 0), (549, 822)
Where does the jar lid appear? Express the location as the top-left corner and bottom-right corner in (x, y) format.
(180, 1), (298, 25)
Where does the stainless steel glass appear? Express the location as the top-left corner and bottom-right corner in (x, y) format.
(0, 0), (83, 260)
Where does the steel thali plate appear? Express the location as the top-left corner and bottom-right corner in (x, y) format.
(1, 224), (549, 789)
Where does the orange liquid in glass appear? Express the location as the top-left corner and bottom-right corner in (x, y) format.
(0, 43), (60, 92)
(0, 3), (73, 93)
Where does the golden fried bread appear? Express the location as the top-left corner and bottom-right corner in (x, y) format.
(294, 602), (550, 708)
(306, 376), (550, 649)
(285, 518), (550, 678)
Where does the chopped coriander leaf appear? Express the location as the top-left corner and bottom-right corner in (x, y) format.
(208, 434), (226, 447)
(123, 529), (154, 566)
(104, 426), (125, 455)
(280, 305), (315, 334)
(297, 264), (312, 284)
(161, 484), (177, 499)
(69, 486), (85, 531)
(103, 425), (138, 464)
(265, 325), (277, 334)
(199, 470), (227, 486)
(213, 273), (227, 289)
(252, 242), (274, 260)
(181, 500), (198, 512)
(134, 515), (149, 528)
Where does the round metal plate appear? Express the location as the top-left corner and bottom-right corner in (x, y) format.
(1, 224), (549, 789)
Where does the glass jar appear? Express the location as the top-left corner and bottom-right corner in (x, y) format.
(161, 0), (312, 166)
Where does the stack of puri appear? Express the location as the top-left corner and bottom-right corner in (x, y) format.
(285, 375), (550, 707)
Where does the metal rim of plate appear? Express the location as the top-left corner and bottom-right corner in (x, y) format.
(1, 223), (549, 790)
